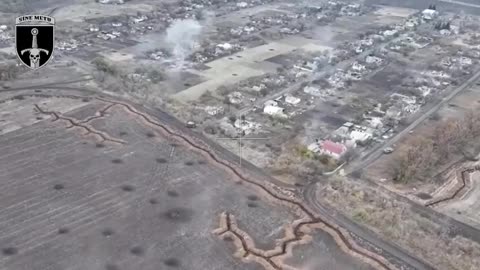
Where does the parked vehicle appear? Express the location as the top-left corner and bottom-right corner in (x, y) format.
(186, 121), (196, 128)
(383, 147), (394, 154)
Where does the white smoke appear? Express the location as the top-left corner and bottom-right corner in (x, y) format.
(165, 19), (203, 70)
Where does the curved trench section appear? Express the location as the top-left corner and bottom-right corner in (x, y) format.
(426, 165), (479, 207)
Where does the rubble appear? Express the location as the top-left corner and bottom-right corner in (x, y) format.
(294, 61), (317, 73)
(303, 85), (321, 96)
(327, 70), (347, 89)
(89, 26), (100, 32)
(236, 2), (248, 8)
(340, 3), (362, 16)
(148, 49), (171, 61)
(227, 92), (244, 105)
(233, 119), (261, 135)
(191, 43), (243, 63)
(205, 106), (225, 116)
(386, 93), (421, 119)
(382, 29), (398, 37)
(133, 15), (148, 24)
(417, 86), (432, 97)
(56, 40), (80, 51)
(284, 95), (301, 105)
(365, 55), (383, 65)
(351, 62), (366, 72)
(251, 84), (266, 92)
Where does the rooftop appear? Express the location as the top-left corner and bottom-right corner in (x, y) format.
(321, 140), (347, 155)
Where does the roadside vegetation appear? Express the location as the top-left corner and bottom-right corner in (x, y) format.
(92, 57), (118, 76)
(269, 139), (350, 184)
(91, 57), (168, 104)
(391, 110), (480, 183)
(0, 63), (22, 81)
(320, 176), (480, 270)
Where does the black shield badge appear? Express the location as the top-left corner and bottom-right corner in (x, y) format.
(15, 15), (55, 70)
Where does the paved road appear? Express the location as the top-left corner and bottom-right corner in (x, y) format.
(303, 182), (437, 270)
(347, 69), (480, 174)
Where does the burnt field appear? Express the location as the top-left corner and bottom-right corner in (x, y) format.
(0, 94), (376, 270)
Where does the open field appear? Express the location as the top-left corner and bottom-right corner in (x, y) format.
(173, 40), (331, 102)
(53, 1), (154, 22)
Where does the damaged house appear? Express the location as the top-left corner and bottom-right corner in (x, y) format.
(263, 100), (286, 117)
(333, 122), (373, 147)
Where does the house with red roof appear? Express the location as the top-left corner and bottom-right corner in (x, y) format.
(319, 140), (347, 159)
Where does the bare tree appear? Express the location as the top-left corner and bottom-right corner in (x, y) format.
(392, 136), (436, 183)
(391, 111), (480, 183)
(431, 119), (461, 162)
(92, 57), (117, 75)
(0, 63), (22, 81)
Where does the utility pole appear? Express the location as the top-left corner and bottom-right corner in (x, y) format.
(216, 116), (269, 169)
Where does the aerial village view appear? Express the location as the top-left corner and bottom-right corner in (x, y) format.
(0, 0), (479, 269)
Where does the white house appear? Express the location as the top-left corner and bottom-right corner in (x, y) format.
(350, 129), (372, 144)
(264, 105), (285, 116)
(334, 122), (354, 139)
(422, 9), (438, 20)
(367, 117), (383, 129)
(217, 43), (233, 50)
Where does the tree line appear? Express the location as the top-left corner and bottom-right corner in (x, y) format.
(392, 110), (480, 183)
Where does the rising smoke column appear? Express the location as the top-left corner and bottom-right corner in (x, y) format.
(165, 19), (203, 70)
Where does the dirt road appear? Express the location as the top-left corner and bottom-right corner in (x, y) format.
(347, 69), (480, 174)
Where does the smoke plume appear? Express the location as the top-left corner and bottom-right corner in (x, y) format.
(165, 19), (203, 70)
